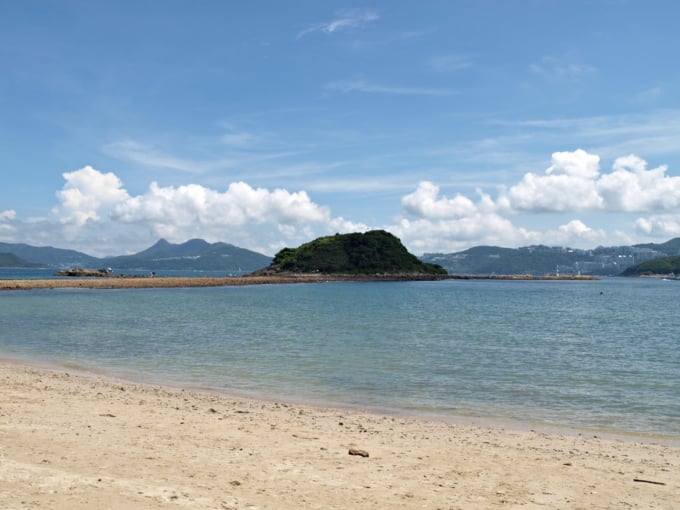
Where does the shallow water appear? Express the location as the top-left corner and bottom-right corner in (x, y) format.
(1, 277), (678, 437)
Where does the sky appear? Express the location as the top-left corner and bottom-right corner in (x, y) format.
(2, 0), (680, 257)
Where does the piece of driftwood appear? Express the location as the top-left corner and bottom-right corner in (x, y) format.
(348, 448), (369, 458)
(633, 478), (666, 486)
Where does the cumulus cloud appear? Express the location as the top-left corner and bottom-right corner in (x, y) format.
(0, 209), (17, 239)
(499, 150), (680, 214)
(23, 165), (367, 256)
(402, 181), (477, 218)
(598, 155), (680, 212)
(0, 209), (16, 221)
(6, 149), (680, 257)
(540, 220), (606, 246)
(501, 149), (603, 212)
(53, 166), (130, 226)
(391, 214), (523, 254)
(395, 149), (680, 253)
(634, 215), (680, 237)
(113, 181), (331, 232)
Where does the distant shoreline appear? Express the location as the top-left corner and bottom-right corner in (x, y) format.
(0, 273), (598, 290)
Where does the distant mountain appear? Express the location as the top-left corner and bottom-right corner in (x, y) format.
(632, 238), (680, 255)
(0, 239), (272, 273)
(421, 238), (680, 276)
(261, 230), (446, 275)
(100, 239), (271, 273)
(0, 242), (100, 268)
(0, 252), (43, 268)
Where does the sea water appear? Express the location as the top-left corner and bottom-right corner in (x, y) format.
(1, 277), (678, 438)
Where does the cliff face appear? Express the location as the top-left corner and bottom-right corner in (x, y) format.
(262, 230), (447, 275)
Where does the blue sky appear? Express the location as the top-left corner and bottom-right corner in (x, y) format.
(2, 1), (680, 257)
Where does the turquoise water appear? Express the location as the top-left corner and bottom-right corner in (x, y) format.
(1, 277), (679, 438)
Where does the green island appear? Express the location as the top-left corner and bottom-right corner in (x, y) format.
(255, 230), (447, 276)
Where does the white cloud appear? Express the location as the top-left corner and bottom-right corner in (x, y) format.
(298, 8), (379, 38)
(53, 166), (130, 226)
(502, 149), (603, 212)
(0, 210), (17, 239)
(634, 215), (680, 238)
(547, 149), (600, 179)
(0, 209), (16, 221)
(391, 210), (609, 255)
(401, 181), (477, 218)
(113, 181), (330, 227)
(391, 214), (525, 254)
(543, 220), (606, 246)
(598, 155), (680, 212)
(394, 150), (680, 253)
(499, 150), (680, 214)
(16, 165), (367, 256)
(6, 150), (680, 257)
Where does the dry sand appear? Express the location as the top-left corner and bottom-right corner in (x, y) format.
(0, 363), (677, 509)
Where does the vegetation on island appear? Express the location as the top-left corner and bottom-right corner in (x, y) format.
(263, 230), (447, 275)
(620, 255), (680, 276)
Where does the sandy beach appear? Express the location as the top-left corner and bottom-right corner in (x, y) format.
(0, 363), (677, 509)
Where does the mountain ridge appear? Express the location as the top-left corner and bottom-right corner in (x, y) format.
(3, 236), (680, 275)
(0, 239), (271, 273)
(421, 238), (680, 276)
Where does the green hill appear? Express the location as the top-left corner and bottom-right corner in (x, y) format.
(0, 252), (43, 268)
(263, 230), (447, 275)
(620, 255), (680, 276)
(0, 242), (99, 267)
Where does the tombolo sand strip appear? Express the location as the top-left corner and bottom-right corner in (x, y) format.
(0, 273), (597, 291)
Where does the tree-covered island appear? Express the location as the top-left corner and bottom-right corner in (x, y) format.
(255, 230), (447, 276)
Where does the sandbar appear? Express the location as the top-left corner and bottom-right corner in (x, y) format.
(0, 362), (677, 509)
(0, 273), (597, 291)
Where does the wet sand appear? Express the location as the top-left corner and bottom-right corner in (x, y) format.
(0, 363), (677, 509)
